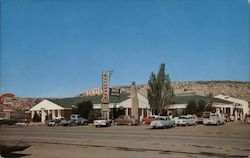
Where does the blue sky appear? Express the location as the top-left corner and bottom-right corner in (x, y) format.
(1, 0), (249, 98)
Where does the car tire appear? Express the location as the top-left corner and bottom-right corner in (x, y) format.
(217, 121), (220, 126)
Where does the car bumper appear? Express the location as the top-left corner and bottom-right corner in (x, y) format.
(94, 122), (108, 126)
(204, 121), (217, 125)
(176, 122), (187, 125)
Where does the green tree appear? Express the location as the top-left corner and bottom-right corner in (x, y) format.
(206, 93), (215, 112)
(147, 63), (174, 115)
(207, 92), (214, 106)
(186, 100), (198, 114)
(197, 99), (206, 116)
(73, 100), (93, 119)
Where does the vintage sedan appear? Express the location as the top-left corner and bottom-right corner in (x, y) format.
(150, 116), (175, 129)
(203, 113), (225, 125)
(46, 117), (65, 126)
(47, 119), (61, 126)
(176, 115), (197, 126)
(114, 115), (138, 126)
(94, 117), (112, 127)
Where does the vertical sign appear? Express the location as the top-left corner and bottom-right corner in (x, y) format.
(101, 71), (110, 119)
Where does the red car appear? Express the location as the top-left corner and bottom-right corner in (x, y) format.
(142, 115), (160, 124)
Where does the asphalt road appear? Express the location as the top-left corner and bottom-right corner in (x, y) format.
(0, 122), (250, 158)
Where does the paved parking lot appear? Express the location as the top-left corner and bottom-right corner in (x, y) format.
(0, 122), (250, 158)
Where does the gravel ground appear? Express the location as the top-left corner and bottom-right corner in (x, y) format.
(0, 122), (249, 158)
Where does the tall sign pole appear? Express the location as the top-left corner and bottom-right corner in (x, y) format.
(131, 82), (139, 120)
(101, 71), (110, 119)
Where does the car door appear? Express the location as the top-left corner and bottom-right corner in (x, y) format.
(119, 116), (125, 124)
(125, 116), (131, 125)
(187, 116), (192, 125)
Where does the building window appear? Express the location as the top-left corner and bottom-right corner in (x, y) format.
(139, 108), (142, 116)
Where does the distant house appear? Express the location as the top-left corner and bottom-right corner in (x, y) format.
(213, 94), (249, 120)
(29, 99), (72, 123)
(168, 94), (249, 121)
(168, 95), (207, 116)
(29, 93), (150, 123)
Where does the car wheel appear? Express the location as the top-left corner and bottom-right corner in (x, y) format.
(114, 122), (117, 125)
(217, 121), (220, 126)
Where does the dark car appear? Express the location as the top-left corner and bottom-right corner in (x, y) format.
(0, 118), (17, 125)
(114, 115), (138, 126)
(46, 117), (65, 126)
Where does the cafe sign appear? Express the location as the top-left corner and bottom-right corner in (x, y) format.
(102, 72), (110, 104)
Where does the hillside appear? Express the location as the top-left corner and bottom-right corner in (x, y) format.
(81, 81), (250, 102)
(2, 81), (249, 112)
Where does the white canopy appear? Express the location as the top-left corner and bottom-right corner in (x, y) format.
(215, 94), (249, 115)
(29, 99), (64, 111)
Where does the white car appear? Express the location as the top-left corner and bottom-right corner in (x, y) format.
(203, 113), (225, 125)
(173, 117), (179, 125)
(94, 117), (112, 127)
(176, 115), (197, 126)
(150, 116), (175, 129)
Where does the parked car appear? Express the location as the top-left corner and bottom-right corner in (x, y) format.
(197, 117), (204, 124)
(142, 115), (160, 124)
(70, 114), (87, 125)
(246, 115), (250, 124)
(176, 115), (197, 126)
(203, 113), (225, 125)
(94, 117), (112, 127)
(0, 118), (17, 125)
(191, 115), (198, 124)
(114, 115), (138, 126)
(150, 116), (175, 129)
(224, 114), (231, 122)
(197, 111), (212, 124)
(47, 118), (62, 126)
(61, 119), (74, 126)
(173, 117), (179, 125)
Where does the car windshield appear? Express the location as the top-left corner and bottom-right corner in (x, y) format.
(203, 112), (210, 118)
(179, 116), (187, 119)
